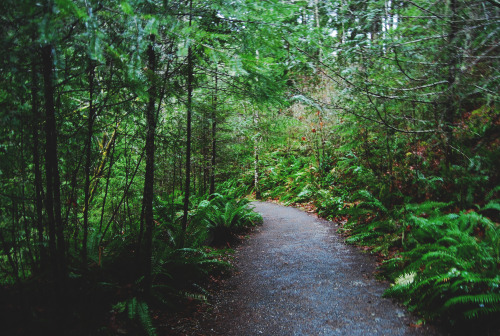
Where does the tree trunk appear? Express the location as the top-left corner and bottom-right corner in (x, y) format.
(99, 131), (116, 234)
(313, 0), (321, 60)
(142, 34), (157, 295)
(82, 61), (95, 268)
(444, 0), (459, 167)
(31, 51), (47, 272)
(181, 0), (194, 247)
(42, 43), (66, 284)
(254, 145), (261, 200)
(209, 71), (217, 196)
(253, 111), (261, 200)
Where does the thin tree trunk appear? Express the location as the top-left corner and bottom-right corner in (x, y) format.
(181, 0), (194, 247)
(254, 145), (261, 200)
(142, 34), (157, 295)
(98, 133), (115, 233)
(31, 51), (47, 271)
(100, 149), (144, 246)
(444, 0), (459, 167)
(42, 43), (66, 284)
(82, 62), (95, 268)
(209, 71), (217, 196)
(20, 139), (36, 271)
(11, 201), (21, 279)
(88, 127), (118, 208)
(253, 110), (261, 200)
(313, 0), (322, 60)
(42, 44), (57, 280)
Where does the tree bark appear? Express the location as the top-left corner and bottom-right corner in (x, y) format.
(444, 0), (459, 167)
(142, 34), (157, 295)
(181, 0), (194, 247)
(209, 71), (217, 196)
(42, 43), (66, 284)
(31, 50), (47, 272)
(253, 110), (261, 200)
(82, 61), (95, 268)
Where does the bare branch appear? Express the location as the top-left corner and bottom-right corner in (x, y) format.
(403, 0), (446, 20)
(390, 80), (448, 92)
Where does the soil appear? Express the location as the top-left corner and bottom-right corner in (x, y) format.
(196, 201), (444, 336)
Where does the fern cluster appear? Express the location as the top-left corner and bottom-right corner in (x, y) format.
(112, 297), (157, 336)
(382, 205), (500, 323)
(147, 189), (261, 296)
(334, 190), (500, 323)
(315, 185), (500, 326)
(128, 297), (157, 336)
(100, 188), (261, 334)
(259, 152), (319, 205)
(341, 196), (500, 324)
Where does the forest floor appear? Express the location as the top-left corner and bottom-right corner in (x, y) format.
(165, 201), (447, 336)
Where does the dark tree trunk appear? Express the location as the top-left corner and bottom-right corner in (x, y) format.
(181, 0), (194, 247)
(41, 43), (66, 284)
(99, 132), (116, 234)
(253, 110), (261, 200)
(209, 71), (217, 196)
(254, 147), (261, 200)
(142, 34), (157, 295)
(82, 62), (96, 268)
(31, 51), (47, 272)
(20, 131), (36, 272)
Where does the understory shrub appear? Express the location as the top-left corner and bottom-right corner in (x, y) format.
(103, 190), (262, 335)
(341, 196), (500, 326)
(383, 207), (499, 324)
(194, 194), (263, 246)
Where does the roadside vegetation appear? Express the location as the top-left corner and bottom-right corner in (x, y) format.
(1, 0), (498, 334)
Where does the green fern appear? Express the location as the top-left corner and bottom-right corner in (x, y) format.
(127, 297), (157, 336)
(345, 230), (379, 244)
(384, 208), (500, 322)
(445, 293), (500, 307)
(354, 189), (387, 213)
(444, 292), (500, 320)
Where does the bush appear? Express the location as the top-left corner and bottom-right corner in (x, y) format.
(383, 208), (500, 324)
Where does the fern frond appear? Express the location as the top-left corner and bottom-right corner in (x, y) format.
(482, 200), (500, 212)
(394, 272), (417, 286)
(463, 305), (500, 319)
(137, 301), (157, 336)
(128, 297), (137, 320)
(444, 293), (500, 307)
(125, 297), (157, 336)
(421, 250), (472, 269)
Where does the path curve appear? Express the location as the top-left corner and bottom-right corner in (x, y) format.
(203, 201), (442, 336)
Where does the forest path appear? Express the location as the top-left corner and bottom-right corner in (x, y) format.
(201, 201), (442, 336)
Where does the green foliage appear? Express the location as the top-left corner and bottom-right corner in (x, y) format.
(119, 297), (157, 336)
(140, 189), (261, 306)
(257, 152), (319, 205)
(315, 189), (347, 220)
(253, 119), (499, 327)
(1, 0), (499, 333)
(150, 243), (232, 305)
(154, 188), (262, 248)
(193, 194), (262, 246)
(381, 208), (500, 323)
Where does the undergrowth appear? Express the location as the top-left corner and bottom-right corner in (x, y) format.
(1, 187), (261, 335)
(250, 114), (500, 332)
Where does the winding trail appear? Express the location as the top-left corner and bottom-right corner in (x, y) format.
(203, 201), (442, 335)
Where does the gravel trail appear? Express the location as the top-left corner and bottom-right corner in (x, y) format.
(203, 201), (442, 336)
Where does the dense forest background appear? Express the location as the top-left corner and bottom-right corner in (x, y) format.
(0, 0), (499, 334)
